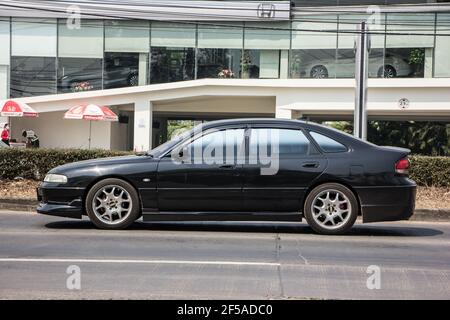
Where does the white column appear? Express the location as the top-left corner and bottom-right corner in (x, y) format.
(275, 108), (293, 119)
(424, 48), (433, 78)
(279, 50), (289, 79)
(138, 53), (148, 86)
(133, 98), (152, 152)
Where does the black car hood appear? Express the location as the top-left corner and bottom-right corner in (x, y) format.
(49, 155), (151, 174)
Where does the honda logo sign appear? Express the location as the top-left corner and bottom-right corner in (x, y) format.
(257, 3), (276, 19)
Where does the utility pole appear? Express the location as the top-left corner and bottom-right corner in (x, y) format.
(354, 21), (370, 140)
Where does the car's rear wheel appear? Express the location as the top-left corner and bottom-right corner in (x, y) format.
(86, 178), (140, 229)
(304, 183), (358, 235)
(378, 65), (397, 78)
(310, 65), (329, 79)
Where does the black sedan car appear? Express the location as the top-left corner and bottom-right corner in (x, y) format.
(37, 119), (416, 235)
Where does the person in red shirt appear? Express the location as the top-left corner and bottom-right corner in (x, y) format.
(1, 123), (10, 146)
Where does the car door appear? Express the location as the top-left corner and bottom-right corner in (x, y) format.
(157, 126), (246, 212)
(243, 126), (327, 212)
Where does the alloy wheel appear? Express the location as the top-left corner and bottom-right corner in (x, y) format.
(311, 66), (328, 79)
(310, 189), (352, 230)
(92, 185), (133, 225)
(383, 66), (396, 78)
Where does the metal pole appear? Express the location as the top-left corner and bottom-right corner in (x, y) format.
(354, 21), (370, 140)
(88, 120), (92, 150)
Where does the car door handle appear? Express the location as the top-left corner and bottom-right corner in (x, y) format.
(302, 162), (320, 168)
(219, 165), (236, 169)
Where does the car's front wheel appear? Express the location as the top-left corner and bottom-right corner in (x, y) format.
(86, 178), (140, 229)
(303, 183), (358, 235)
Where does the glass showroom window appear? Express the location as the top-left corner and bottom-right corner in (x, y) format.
(197, 49), (242, 79)
(150, 47), (195, 84)
(336, 14), (386, 78)
(241, 50), (281, 79)
(197, 23), (243, 78)
(385, 13), (435, 78)
(104, 53), (140, 89)
(150, 22), (196, 84)
(57, 58), (102, 93)
(244, 22), (289, 79)
(58, 19), (104, 91)
(104, 20), (149, 88)
(10, 18), (57, 97)
(10, 56), (56, 98)
(0, 19), (10, 100)
(291, 16), (338, 79)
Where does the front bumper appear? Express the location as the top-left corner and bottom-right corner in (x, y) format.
(355, 182), (417, 223)
(36, 183), (85, 219)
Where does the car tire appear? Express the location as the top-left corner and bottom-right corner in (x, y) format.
(303, 183), (358, 235)
(310, 65), (329, 79)
(378, 65), (397, 78)
(86, 178), (140, 230)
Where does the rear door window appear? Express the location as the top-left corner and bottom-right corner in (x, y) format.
(250, 128), (311, 157)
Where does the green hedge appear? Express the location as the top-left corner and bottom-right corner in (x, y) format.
(409, 155), (450, 187)
(0, 149), (133, 180)
(0, 149), (449, 187)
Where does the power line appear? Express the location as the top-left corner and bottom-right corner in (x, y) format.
(1, 2), (450, 36)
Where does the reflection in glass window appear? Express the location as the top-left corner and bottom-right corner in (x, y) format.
(197, 49), (241, 79)
(11, 56), (56, 98)
(310, 132), (347, 153)
(150, 47), (195, 84)
(250, 128), (310, 156)
(383, 48), (422, 78)
(187, 129), (245, 164)
(242, 50), (280, 79)
(335, 49), (388, 78)
(57, 58), (102, 93)
(104, 52), (140, 89)
(291, 49), (336, 79)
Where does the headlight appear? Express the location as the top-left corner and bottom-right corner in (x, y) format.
(44, 174), (68, 184)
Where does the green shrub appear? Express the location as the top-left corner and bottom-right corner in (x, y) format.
(0, 148), (133, 181)
(0, 149), (449, 187)
(409, 155), (450, 187)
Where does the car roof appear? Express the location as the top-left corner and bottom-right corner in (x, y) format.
(200, 118), (371, 149)
(201, 118), (306, 128)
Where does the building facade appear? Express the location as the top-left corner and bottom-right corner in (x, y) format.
(0, 0), (449, 151)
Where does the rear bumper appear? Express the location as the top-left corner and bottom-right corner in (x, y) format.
(36, 184), (84, 219)
(355, 182), (416, 223)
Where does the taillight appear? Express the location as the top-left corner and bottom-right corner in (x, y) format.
(395, 158), (410, 175)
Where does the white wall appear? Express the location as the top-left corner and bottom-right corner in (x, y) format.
(11, 111), (112, 149)
(110, 120), (130, 151)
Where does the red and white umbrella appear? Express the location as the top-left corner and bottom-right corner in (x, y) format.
(64, 104), (118, 149)
(64, 104), (118, 121)
(1, 100), (39, 117)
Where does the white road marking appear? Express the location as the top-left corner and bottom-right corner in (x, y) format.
(0, 258), (280, 267)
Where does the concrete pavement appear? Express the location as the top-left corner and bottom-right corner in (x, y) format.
(0, 210), (449, 299)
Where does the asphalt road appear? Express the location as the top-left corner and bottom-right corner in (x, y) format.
(0, 210), (449, 300)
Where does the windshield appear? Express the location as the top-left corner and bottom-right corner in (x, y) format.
(147, 123), (202, 158)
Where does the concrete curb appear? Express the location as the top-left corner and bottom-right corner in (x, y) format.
(1, 199), (450, 222)
(0, 199), (37, 212)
